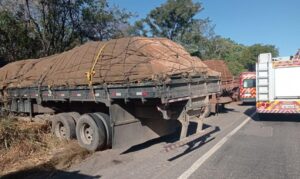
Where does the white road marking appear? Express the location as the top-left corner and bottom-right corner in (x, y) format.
(178, 112), (256, 179)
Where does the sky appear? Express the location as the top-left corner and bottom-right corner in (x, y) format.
(110, 0), (299, 56)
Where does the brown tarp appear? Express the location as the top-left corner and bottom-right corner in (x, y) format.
(203, 60), (233, 83)
(0, 37), (219, 89)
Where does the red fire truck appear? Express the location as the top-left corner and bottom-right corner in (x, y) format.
(239, 72), (256, 103)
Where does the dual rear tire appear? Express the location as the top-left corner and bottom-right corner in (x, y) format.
(76, 114), (107, 151)
(51, 112), (109, 151)
(52, 114), (76, 140)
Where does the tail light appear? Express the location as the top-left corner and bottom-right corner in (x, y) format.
(258, 102), (270, 109)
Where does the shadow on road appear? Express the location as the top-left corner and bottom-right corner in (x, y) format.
(1, 165), (100, 179)
(243, 105), (300, 122)
(121, 123), (220, 155)
(167, 127), (219, 161)
(239, 102), (256, 106)
(254, 113), (300, 122)
(217, 106), (239, 114)
(243, 106), (256, 117)
(121, 131), (180, 154)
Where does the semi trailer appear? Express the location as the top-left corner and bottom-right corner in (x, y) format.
(0, 37), (221, 151)
(256, 50), (300, 115)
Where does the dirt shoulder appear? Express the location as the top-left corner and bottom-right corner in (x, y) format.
(0, 117), (92, 178)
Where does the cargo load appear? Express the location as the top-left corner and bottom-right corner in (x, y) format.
(203, 60), (232, 83)
(203, 60), (238, 101)
(0, 37), (215, 89)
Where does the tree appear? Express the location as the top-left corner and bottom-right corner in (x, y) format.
(0, 11), (41, 62)
(0, 0), (133, 61)
(81, 1), (133, 41)
(144, 0), (203, 40)
(241, 44), (279, 71)
(128, 0), (214, 58)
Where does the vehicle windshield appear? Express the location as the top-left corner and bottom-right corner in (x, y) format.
(243, 79), (256, 88)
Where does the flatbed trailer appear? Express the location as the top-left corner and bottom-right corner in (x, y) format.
(2, 75), (220, 151)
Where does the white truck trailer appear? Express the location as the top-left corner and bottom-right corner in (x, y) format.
(256, 50), (300, 115)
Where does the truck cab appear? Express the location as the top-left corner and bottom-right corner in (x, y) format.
(239, 72), (256, 103)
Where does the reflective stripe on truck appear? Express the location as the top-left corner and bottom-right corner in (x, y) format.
(256, 101), (300, 113)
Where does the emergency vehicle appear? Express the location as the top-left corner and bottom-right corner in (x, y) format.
(256, 50), (300, 114)
(239, 72), (256, 103)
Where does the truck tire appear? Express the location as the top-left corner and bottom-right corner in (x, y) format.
(76, 114), (106, 151)
(52, 114), (76, 140)
(68, 112), (81, 123)
(92, 112), (112, 147)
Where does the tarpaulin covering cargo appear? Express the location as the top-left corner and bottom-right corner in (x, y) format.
(0, 37), (218, 89)
(203, 60), (238, 101)
(203, 60), (233, 83)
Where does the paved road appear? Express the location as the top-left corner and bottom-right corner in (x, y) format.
(64, 103), (300, 179)
(189, 113), (300, 179)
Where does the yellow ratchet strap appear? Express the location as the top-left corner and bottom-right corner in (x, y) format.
(86, 43), (108, 86)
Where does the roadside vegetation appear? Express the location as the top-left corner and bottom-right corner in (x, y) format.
(0, 117), (91, 177)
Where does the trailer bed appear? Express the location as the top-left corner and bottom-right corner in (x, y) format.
(5, 75), (220, 113)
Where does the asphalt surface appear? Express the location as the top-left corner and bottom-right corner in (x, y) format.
(190, 113), (300, 179)
(59, 102), (300, 179)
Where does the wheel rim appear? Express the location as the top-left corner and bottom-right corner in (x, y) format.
(55, 121), (67, 139)
(80, 123), (94, 145)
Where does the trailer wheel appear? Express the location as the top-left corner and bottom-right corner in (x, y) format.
(92, 112), (112, 147)
(68, 112), (81, 123)
(76, 114), (106, 151)
(52, 114), (76, 140)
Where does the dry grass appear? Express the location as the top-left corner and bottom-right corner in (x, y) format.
(0, 117), (92, 177)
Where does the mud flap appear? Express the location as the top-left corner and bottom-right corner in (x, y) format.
(110, 104), (158, 149)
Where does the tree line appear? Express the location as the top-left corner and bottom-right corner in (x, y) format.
(0, 0), (278, 75)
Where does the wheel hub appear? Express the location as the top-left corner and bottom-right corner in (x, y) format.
(55, 122), (67, 139)
(80, 124), (94, 144)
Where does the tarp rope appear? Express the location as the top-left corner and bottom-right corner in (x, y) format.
(86, 43), (108, 87)
(86, 43), (108, 102)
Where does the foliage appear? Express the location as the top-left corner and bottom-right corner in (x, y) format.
(0, 11), (41, 62)
(81, 0), (133, 41)
(201, 37), (279, 75)
(240, 44), (279, 71)
(129, 0), (213, 49)
(0, 0), (132, 61)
